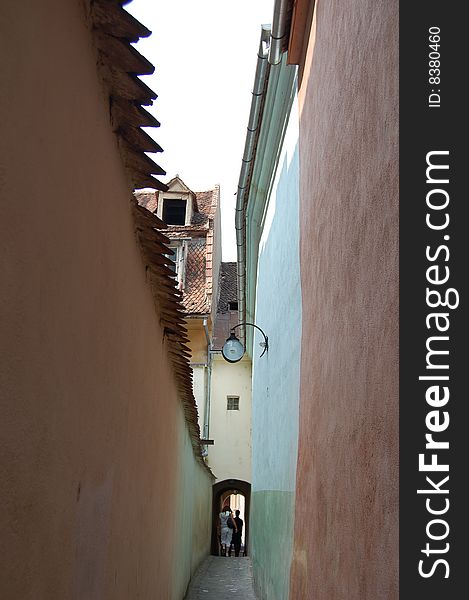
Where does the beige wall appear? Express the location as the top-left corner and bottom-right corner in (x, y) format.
(192, 365), (207, 435)
(207, 355), (252, 483)
(187, 319), (209, 363)
(0, 1), (211, 598)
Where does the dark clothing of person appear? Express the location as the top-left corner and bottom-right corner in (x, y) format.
(231, 516), (243, 557)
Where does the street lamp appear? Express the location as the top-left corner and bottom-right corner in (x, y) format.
(221, 322), (269, 363)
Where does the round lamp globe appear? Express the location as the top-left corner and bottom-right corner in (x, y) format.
(222, 333), (244, 363)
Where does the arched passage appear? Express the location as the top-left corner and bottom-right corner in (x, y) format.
(211, 479), (251, 556)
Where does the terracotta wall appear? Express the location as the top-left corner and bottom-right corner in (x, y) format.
(0, 1), (211, 598)
(290, 1), (399, 598)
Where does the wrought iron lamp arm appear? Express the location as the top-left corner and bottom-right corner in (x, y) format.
(231, 322), (269, 357)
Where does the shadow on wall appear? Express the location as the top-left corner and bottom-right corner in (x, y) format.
(211, 479), (251, 556)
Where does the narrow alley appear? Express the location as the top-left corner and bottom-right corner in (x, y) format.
(185, 557), (257, 600)
(1, 1), (399, 599)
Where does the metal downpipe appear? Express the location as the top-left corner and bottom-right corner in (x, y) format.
(235, 25), (271, 344)
(268, 0), (290, 65)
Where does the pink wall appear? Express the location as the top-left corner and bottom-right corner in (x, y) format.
(0, 1), (210, 597)
(290, 1), (399, 598)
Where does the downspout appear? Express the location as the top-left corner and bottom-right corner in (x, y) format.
(235, 25), (271, 344)
(203, 318), (212, 443)
(235, 1), (290, 346)
(268, 0), (290, 65)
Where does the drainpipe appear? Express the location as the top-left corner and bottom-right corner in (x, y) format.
(203, 319), (212, 442)
(235, 25), (271, 344)
(235, 2), (290, 347)
(268, 0), (290, 65)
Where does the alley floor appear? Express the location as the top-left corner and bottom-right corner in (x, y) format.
(184, 556), (257, 599)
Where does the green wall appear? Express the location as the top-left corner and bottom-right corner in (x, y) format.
(250, 75), (301, 600)
(251, 491), (297, 598)
(172, 417), (213, 600)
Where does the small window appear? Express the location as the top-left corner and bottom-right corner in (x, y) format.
(163, 199), (186, 225)
(227, 396), (239, 411)
(228, 301), (238, 311)
(165, 246), (179, 276)
(166, 255), (177, 275)
(164, 243), (186, 290)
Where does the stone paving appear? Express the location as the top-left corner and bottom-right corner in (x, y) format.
(184, 556), (257, 599)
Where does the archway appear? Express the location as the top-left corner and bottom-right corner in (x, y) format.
(211, 479), (251, 556)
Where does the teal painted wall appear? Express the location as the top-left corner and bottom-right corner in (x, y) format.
(251, 96), (301, 600)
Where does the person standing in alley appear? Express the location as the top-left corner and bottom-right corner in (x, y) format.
(219, 504), (236, 556)
(231, 510), (243, 557)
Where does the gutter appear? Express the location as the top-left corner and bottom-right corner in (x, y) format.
(235, 1), (290, 345)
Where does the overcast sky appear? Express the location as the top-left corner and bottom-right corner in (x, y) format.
(126, 0), (275, 260)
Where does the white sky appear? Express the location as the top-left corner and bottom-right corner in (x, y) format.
(126, 0), (275, 261)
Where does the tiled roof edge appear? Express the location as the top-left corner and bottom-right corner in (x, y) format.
(132, 199), (214, 476)
(89, 0), (168, 192)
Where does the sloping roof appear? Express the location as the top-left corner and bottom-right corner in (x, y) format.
(165, 175), (194, 194)
(167, 187), (218, 228)
(212, 262), (239, 350)
(135, 190), (158, 212)
(134, 181), (219, 229)
(134, 182), (219, 317)
(217, 262), (238, 313)
(90, 0), (167, 192)
(90, 0), (210, 471)
(182, 239), (210, 315)
(181, 186), (219, 315)
(194, 189), (218, 222)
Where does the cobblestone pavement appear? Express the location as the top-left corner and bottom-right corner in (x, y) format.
(184, 556), (257, 599)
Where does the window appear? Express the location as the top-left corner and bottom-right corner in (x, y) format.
(229, 301), (238, 311)
(167, 254), (177, 275)
(163, 199), (186, 225)
(227, 396), (239, 411)
(165, 246), (179, 276)
(164, 242), (187, 290)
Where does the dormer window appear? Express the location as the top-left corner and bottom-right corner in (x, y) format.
(163, 198), (186, 225)
(156, 178), (195, 225)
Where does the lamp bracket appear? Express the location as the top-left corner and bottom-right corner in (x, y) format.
(231, 322), (269, 358)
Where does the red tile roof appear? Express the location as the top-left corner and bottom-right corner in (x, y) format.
(180, 187), (219, 315)
(216, 262), (238, 313)
(194, 189), (218, 220)
(134, 184), (219, 317)
(183, 239), (210, 314)
(213, 262), (239, 349)
(135, 190), (158, 212)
